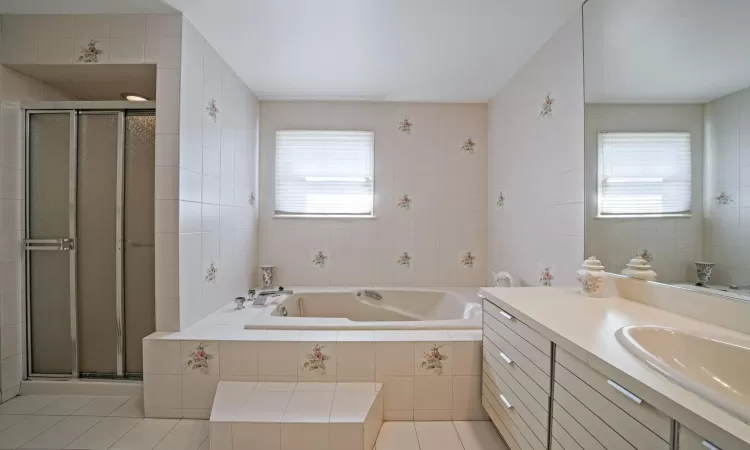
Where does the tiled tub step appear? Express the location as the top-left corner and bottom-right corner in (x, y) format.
(209, 381), (384, 450)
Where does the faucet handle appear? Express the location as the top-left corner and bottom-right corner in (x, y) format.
(234, 297), (246, 310)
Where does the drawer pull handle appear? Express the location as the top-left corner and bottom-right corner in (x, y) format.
(497, 309), (514, 320)
(499, 394), (513, 409)
(499, 352), (513, 365)
(702, 440), (721, 450)
(606, 379), (642, 404)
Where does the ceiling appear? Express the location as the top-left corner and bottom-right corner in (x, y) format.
(584, 0), (750, 104)
(10, 64), (156, 101)
(0, 0), (174, 14)
(165, 0), (582, 102)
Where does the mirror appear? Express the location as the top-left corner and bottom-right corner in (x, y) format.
(583, 0), (750, 301)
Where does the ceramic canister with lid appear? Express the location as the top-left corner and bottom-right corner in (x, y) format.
(577, 256), (606, 298)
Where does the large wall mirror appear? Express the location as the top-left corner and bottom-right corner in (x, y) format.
(583, 0), (750, 301)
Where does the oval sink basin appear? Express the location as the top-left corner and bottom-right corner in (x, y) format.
(616, 325), (750, 423)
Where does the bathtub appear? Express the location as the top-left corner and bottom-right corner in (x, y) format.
(244, 287), (482, 330)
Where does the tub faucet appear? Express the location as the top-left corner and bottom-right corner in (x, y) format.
(363, 290), (382, 300)
(252, 286), (293, 307)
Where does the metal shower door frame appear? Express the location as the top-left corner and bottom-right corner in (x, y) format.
(23, 101), (155, 380)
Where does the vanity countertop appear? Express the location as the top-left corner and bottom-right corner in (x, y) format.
(479, 286), (750, 447)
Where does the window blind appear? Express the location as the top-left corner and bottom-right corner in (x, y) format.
(598, 132), (691, 216)
(275, 130), (374, 216)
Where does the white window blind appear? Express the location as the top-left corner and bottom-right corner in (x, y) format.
(597, 132), (692, 216)
(275, 130), (374, 216)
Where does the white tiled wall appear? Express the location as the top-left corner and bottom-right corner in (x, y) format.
(143, 330), (484, 421)
(704, 86), (750, 285)
(584, 104), (705, 282)
(0, 67), (77, 402)
(487, 13), (584, 287)
(258, 102), (488, 287)
(177, 18), (259, 330)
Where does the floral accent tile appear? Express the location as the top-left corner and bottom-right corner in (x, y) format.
(248, 192), (255, 206)
(206, 99), (219, 122)
(78, 39), (103, 63)
(539, 92), (554, 118)
(312, 250), (328, 268)
(638, 248), (653, 264)
(398, 117), (412, 134)
(419, 344), (448, 375)
(715, 191), (733, 205)
(397, 251), (412, 268)
(461, 137), (476, 154)
(496, 192), (505, 208)
(205, 261), (217, 283)
(301, 344), (330, 374)
(460, 251), (475, 268)
(539, 265), (554, 287)
(397, 194), (412, 209)
(185, 343), (214, 375)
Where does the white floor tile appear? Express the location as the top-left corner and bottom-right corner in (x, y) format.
(0, 415), (29, 433)
(35, 396), (95, 416)
(453, 421), (507, 450)
(21, 415), (102, 449)
(153, 419), (208, 450)
(110, 418), (180, 450)
(108, 398), (143, 418)
(414, 422), (464, 450)
(375, 422), (420, 450)
(73, 397), (129, 417)
(0, 415), (63, 449)
(65, 417), (141, 450)
(197, 437), (209, 450)
(0, 396), (60, 415)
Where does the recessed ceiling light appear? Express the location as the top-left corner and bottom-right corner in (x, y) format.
(121, 93), (149, 101)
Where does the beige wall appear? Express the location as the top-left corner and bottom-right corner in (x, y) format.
(704, 86), (750, 285)
(259, 101), (488, 287)
(488, 12), (585, 287)
(584, 104), (705, 282)
(177, 18), (259, 329)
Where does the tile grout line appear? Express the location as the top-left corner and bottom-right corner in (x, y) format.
(103, 416), (143, 450)
(451, 421), (468, 450)
(412, 421), (423, 450)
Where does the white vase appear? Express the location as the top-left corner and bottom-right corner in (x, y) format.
(695, 262), (715, 283)
(576, 256), (606, 298)
(260, 265), (276, 287)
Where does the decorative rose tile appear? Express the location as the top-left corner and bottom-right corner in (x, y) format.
(182, 341), (219, 375)
(397, 194), (412, 210)
(496, 192), (505, 208)
(248, 192), (256, 206)
(460, 251), (475, 268)
(398, 117), (412, 134)
(206, 98), (219, 122)
(540, 92), (554, 118)
(205, 261), (217, 283)
(415, 342), (452, 376)
(539, 265), (554, 287)
(299, 343), (336, 376)
(312, 249), (328, 268)
(461, 137), (476, 154)
(397, 251), (412, 268)
(78, 39), (103, 63)
(715, 191), (733, 205)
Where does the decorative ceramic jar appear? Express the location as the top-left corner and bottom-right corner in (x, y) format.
(621, 255), (657, 281)
(576, 256), (606, 298)
(260, 265), (276, 287)
(694, 262), (715, 284)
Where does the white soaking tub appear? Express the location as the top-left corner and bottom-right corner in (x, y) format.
(244, 287), (481, 330)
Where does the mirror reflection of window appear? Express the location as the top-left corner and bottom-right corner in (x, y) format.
(583, 0), (750, 297)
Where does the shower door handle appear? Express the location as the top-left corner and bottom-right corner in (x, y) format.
(25, 238), (75, 251)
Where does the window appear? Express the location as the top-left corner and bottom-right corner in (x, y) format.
(597, 132), (691, 217)
(275, 130), (374, 216)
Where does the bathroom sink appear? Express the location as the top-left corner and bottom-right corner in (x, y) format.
(616, 325), (750, 423)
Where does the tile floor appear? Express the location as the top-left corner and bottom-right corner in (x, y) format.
(0, 395), (506, 450)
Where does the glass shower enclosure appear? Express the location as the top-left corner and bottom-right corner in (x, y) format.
(24, 102), (156, 378)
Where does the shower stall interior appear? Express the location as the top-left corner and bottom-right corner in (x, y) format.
(24, 102), (156, 379)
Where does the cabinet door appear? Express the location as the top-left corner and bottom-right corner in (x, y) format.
(679, 424), (750, 450)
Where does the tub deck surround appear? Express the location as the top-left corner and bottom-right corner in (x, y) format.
(209, 381), (383, 450)
(479, 286), (750, 448)
(143, 287), (483, 421)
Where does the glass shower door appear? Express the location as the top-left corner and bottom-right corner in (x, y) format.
(26, 111), (77, 376)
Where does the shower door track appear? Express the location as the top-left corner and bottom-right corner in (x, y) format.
(23, 101), (155, 380)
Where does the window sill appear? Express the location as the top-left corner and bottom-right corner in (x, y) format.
(595, 213), (692, 219)
(273, 214), (377, 219)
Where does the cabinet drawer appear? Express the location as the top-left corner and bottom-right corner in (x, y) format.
(552, 400), (605, 450)
(551, 417), (584, 450)
(555, 363), (668, 450)
(483, 341), (548, 419)
(483, 395), (523, 450)
(483, 362), (548, 447)
(483, 299), (551, 356)
(484, 323), (550, 395)
(556, 348), (670, 442)
(483, 376), (545, 450)
(484, 312), (551, 377)
(678, 425), (750, 450)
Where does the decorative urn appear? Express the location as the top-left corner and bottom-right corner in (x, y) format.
(621, 255), (657, 282)
(576, 256), (606, 298)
